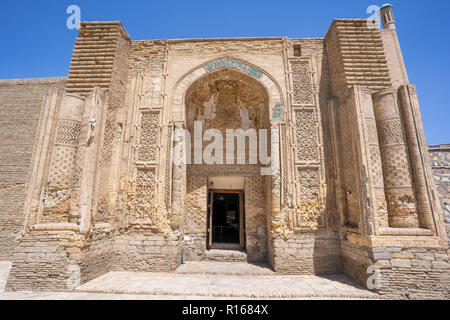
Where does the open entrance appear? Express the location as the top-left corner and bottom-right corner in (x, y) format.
(207, 190), (245, 250)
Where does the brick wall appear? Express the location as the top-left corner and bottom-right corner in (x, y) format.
(184, 176), (208, 261)
(244, 176), (267, 263)
(324, 19), (392, 104)
(271, 232), (342, 275)
(0, 78), (66, 260)
(429, 145), (450, 244)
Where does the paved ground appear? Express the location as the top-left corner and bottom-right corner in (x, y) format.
(75, 262), (378, 299)
(0, 291), (375, 300)
(0, 262), (379, 300)
(0, 291), (263, 300)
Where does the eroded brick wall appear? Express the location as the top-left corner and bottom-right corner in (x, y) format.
(244, 176), (267, 263)
(184, 176), (208, 261)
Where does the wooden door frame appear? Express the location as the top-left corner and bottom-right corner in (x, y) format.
(207, 189), (245, 249)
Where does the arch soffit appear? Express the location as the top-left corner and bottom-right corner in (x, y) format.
(170, 57), (284, 122)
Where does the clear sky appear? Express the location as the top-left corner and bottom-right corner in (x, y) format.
(0, 0), (449, 145)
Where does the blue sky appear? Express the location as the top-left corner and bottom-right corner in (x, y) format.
(0, 0), (448, 144)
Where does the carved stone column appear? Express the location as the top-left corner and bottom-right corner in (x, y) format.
(398, 85), (439, 234)
(357, 88), (389, 229)
(372, 89), (419, 228)
(170, 121), (187, 231)
(270, 125), (282, 234)
(78, 88), (107, 233)
(23, 88), (64, 228)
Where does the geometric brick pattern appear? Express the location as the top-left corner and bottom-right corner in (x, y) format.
(378, 119), (404, 146)
(369, 147), (384, 188)
(164, 126), (173, 211)
(138, 112), (160, 163)
(296, 167), (320, 199)
(135, 168), (157, 220)
(380, 146), (413, 188)
(280, 124), (289, 205)
(55, 120), (81, 146)
(48, 146), (77, 189)
(365, 119), (379, 145)
(290, 60), (314, 105)
(294, 110), (318, 162)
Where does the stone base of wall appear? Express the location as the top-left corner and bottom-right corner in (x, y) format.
(6, 231), (77, 291)
(6, 227), (183, 291)
(341, 240), (374, 286)
(78, 228), (117, 285)
(373, 247), (449, 299)
(341, 237), (450, 299)
(184, 234), (207, 261)
(114, 228), (182, 272)
(270, 231), (342, 274)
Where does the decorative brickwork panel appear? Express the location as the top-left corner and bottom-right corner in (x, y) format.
(102, 118), (116, 164)
(135, 168), (157, 220)
(372, 90), (420, 228)
(378, 119), (404, 146)
(369, 147), (384, 188)
(365, 119), (379, 145)
(48, 146), (77, 189)
(138, 112), (160, 162)
(294, 110), (318, 162)
(288, 167), (323, 229)
(164, 126), (173, 211)
(297, 167), (320, 200)
(380, 146), (413, 188)
(291, 61), (314, 105)
(55, 120), (81, 146)
(280, 124), (289, 205)
(187, 164), (260, 176)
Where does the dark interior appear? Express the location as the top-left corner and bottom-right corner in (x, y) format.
(212, 193), (240, 244)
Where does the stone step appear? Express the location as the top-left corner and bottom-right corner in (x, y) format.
(176, 261), (274, 276)
(0, 262), (12, 293)
(204, 249), (248, 262)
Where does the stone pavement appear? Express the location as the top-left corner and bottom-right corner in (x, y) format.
(0, 291), (375, 300)
(0, 291), (257, 300)
(75, 262), (378, 299)
(0, 262), (379, 300)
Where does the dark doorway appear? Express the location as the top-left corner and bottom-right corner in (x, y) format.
(207, 190), (245, 249)
(212, 193), (240, 243)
